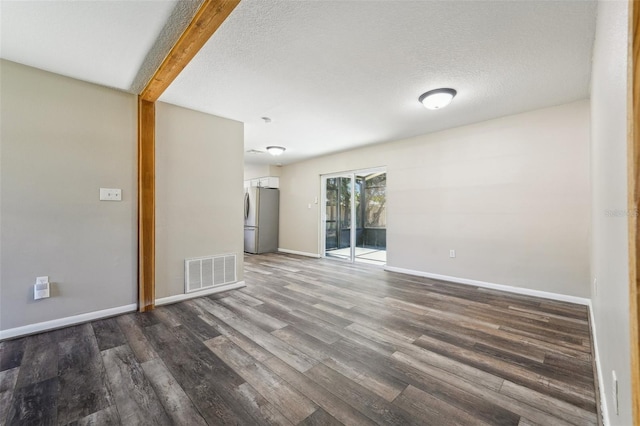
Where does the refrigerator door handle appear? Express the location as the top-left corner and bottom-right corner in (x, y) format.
(244, 192), (250, 220)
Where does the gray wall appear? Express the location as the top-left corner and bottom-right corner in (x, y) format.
(279, 100), (591, 297)
(590, 0), (632, 424)
(0, 61), (246, 332)
(0, 60), (138, 330)
(155, 102), (244, 299)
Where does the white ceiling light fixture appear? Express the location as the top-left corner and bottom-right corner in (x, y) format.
(266, 146), (286, 156)
(419, 88), (457, 110)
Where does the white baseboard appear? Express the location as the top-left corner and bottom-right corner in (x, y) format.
(0, 303), (137, 341)
(0, 281), (247, 341)
(277, 248), (321, 258)
(155, 281), (246, 306)
(588, 301), (609, 425)
(383, 266), (590, 306)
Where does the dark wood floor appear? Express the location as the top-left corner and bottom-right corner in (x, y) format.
(0, 253), (599, 425)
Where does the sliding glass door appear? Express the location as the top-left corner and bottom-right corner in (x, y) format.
(322, 168), (386, 264)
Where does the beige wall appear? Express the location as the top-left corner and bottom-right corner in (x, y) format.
(244, 163), (282, 181)
(155, 102), (244, 299)
(280, 100), (591, 297)
(244, 163), (270, 180)
(590, 0), (631, 424)
(0, 60), (137, 330)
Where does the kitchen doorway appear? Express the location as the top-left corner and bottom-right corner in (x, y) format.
(321, 168), (387, 265)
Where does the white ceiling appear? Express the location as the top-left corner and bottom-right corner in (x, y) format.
(1, 1), (597, 166)
(0, 0), (185, 92)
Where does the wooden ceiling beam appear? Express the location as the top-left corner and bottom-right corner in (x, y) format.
(140, 0), (240, 102)
(137, 0), (240, 311)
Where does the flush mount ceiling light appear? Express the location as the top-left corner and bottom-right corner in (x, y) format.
(419, 88), (457, 110)
(266, 146), (286, 156)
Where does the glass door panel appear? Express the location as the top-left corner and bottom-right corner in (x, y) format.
(325, 178), (338, 251)
(324, 176), (352, 260)
(355, 172), (387, 264)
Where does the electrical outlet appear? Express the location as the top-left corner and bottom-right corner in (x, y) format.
(99, 188), (122, 201)
(449, 249), (456, 258)
(34, 276), (50, 300)
(612, 370), (619, 415)
(593, 278), (598, 295)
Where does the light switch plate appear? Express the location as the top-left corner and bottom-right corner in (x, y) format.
(100, 188), (122, 201)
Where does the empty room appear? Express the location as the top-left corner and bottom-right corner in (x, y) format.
(1, 0), (638, 425)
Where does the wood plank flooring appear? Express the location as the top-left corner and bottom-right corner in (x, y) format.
(0, 253), (599, 425)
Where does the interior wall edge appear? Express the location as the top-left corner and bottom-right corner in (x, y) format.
(589, 0), (632, 423)
(384, 265), (591, 306)
(0, 303), (138, 341)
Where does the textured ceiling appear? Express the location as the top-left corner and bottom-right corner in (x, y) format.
(1, 1), (597, 166)
(161, 0), (597, 165)
(0, 0), (194, 92)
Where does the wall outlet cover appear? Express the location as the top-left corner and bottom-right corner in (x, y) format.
(34, 282), (50, 300)
(99, 188), (122, 201)
(612, 370), (619, 415)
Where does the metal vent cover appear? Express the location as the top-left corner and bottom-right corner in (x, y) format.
(185, 254), (237, 294)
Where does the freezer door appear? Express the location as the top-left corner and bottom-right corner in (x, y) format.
(244, 227), (257, 253)
(244, 188), (258, 227)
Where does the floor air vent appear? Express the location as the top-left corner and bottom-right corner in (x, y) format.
(185, 254), (236, 293)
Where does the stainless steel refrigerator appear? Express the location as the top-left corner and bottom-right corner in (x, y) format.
(244, 187), (279, 254)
